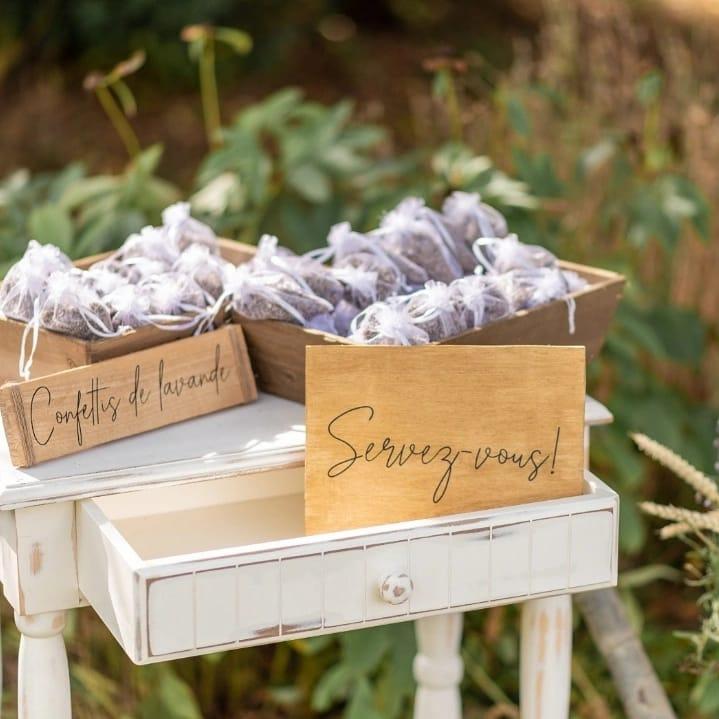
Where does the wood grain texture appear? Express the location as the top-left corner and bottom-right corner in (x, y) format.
(0, 325), (256, 467)
(236, 261), (624, 404)
(305, 345), (586, 534)
(0, 239), (257, 384)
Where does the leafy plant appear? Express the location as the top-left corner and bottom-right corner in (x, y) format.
(0, 146), (179, 267)
(192, 88), (410, 249)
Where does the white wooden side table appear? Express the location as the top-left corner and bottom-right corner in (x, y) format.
(0, 394), (616, 718)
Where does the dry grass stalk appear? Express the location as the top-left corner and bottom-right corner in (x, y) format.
(632, 432), (719, 506)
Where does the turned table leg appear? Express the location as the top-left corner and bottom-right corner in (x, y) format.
(520, 595), (572, 719)
(413, 613), (463, 719)
(15, 611), (71, 719)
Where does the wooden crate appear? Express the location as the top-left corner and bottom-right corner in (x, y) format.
(0, 239), (257, 384)
(237, 261), (625, 403)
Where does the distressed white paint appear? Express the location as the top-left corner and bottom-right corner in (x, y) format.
(73, 470), (617, 664)
(0, 395), (616, 719)
(520, 595), (572, 719)
(413, 613), (463, 719)
(409, 535), (449, 613)
(0, 393), (306, 510)
(15, 610), (71, 719)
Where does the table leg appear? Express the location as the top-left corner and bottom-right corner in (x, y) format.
(520, 595), (571, 719)
(413, 613), (463, 719)
(15, 610), (71, 719)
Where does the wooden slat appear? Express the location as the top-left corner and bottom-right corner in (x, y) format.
(305, 345), (586, 534)
(0, 325), (257, 467)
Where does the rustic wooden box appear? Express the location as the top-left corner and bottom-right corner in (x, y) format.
(0, 239), (256, 384)
(236, 261), (625, 403)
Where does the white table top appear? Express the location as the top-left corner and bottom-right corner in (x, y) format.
(0, 394), (611, 510)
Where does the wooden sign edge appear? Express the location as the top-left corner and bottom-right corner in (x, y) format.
(304, 343), (587, 534)
(0, 324), (257, 468)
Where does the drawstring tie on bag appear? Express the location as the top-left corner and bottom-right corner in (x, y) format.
(18, 298), (41, 381)
(349, 301), (429, 345)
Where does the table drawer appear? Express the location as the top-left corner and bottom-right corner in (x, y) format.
(77, 468), (618, 664)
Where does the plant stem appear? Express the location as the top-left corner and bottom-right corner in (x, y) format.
(444, 69), (463, 143)
(95, 85), (140, 159)
(200, 37), (222, 149)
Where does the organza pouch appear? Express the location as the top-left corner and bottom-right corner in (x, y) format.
(224, 265), (333, 325)
(82, 266), (128, 297)
(402, 281), (467, 341)
(39, 271), (115, 340)
(473, 234), (557, 275)
(0, 240), (72, 322)
(334, 253), (402, 306)
(442, 191), (509, 271)
(173, 244), (232, 300)
(252, 235), (344, 306)
(375, 197), (463, 283)
(449, 274), (514, 329)
(162, 202), (219, 254)
(349, 299), (430, 346)
(119, 225), (180, 266)
(505, 267), (582, 333)
(332, 299), (361, 336)
(317, 221), (429, 289)
(103, 284), (153, 331)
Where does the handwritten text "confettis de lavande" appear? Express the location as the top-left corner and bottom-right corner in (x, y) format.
(28, 344), (231, 448)
(325, 405), (562, 504)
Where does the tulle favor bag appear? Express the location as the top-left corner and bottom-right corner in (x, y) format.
(402, 281), (467, 341)
(317, 221), (429, 289)
(472, 233), (558, 275)
(449, 274), (514, 329)
(442, 192), (509, 251)
(224, 264), (333, 325)
(374, 197), (464, 283)
(161, 202), (219, 254)
(349, 300), (430, 346)
(252, 235), (344, 306)
(0, 240), (73, 323)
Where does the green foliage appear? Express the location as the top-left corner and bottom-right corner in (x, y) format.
(1, 9), (719, 714)
(0, 146), (179, 267)
(312, 625), (415, 719)
(193, 88), (410, 250)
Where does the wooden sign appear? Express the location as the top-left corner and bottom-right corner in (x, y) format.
(0, 325), (257, 467)
(305, 345), (585, 534)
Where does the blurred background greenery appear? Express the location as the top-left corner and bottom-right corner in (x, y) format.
(1, 0), (718, 716)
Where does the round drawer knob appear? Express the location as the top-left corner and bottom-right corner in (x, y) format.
(379, 573), (413, 605)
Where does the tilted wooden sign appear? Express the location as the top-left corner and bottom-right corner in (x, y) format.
(305, 345), (585, 534)
(0, 325), (257, 467)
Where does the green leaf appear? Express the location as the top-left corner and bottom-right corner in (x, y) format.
(692, 670), (719, 713)
(645, 305), (706, 366)
(286, 164), (331, 203)
(341, 626), (391, 675)
(28, 203), (74, 253)
(312, 664), (354, 711)
(132, 144), (164, 176)
(59, 175), (120, 210)
(215, 27), (253, 54)
(619, 564), (682, 589)
(112, 79), (137, 117)
(636, 70), (663, 107)
(511, 148), (563, 197)
(139, 669), (202, 719)
(506, 96), (531, 137)
(345, 677), (383, 719)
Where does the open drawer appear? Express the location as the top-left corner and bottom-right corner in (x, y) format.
(77, 468), (618, 664)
